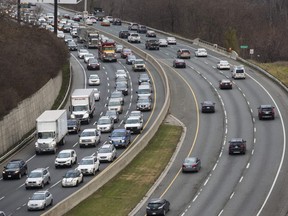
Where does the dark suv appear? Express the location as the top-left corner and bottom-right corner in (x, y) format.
(229, 138), (246, 155)
(146, 198), (170, 216)
(118, 30), (130, 39)
(2, 159), (28, 179)
(258, 105), (275, 120)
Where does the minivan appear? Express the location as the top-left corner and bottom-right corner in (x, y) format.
(232, 65), (246, 79)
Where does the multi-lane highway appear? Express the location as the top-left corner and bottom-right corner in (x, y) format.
(2, 4), (288, 216)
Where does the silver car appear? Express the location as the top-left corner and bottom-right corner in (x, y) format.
(25, 168), (51, 189)
(108, 98), (123, 114)
(110, 90), (124, 105)
(136, 96), (152, 111)
(105, 110), (119, 123)
(96, 116), (114, 132)
(88, 74), (100, 86)
(97, 144), (117, 162)
(27, 190), (53, 211)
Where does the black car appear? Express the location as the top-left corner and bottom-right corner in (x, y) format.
(112, 18), (122, 25)
(126, 54), (136, 65)
(63, 24), (71, 33)
(2, 159), (28, 179)
(137, 25), (147, 33)
(119, 30), (130, 39)
(87, 58), (100, 70)
(229, 138), (246, 155)
(67, 119), (81, 134)
(201, 101), (215, 113)
(173, 59), (186, 68)
(258, 104), (275, 120)
(146, 198), (170, 216)
(67, 41), (77, 51)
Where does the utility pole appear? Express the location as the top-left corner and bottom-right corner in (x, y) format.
(17, 0), (21, 23)
(54, 0), (58, 34)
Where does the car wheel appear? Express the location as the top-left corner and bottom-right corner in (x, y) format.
(163, 210), (166, 215)
(50, 199), (53, 206)
(25, 169), (28, 175)
(92, 169), (96, 175)
(18, 173), (22, 179)
(41, 182), (44, 188)
(76, 181), (79, 187)
(43, 204), (46, 210)
(75, 157), (77, 164)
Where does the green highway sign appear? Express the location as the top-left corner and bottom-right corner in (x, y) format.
(240, 45), (248, 49)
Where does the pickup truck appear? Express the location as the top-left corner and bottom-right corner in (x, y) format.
(124, 116), (143, 134)
(145, 39), (160, 50)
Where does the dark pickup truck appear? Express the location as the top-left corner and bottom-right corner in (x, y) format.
(145, 39), (160, 50)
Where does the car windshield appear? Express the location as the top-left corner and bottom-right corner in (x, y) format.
(38, 132), (55, 139)
(72, 105), (88, 111)
(98, 118), (111, 124)
(57, 152), (70, 158)
(111, 131), (125, 137)
(79, 159), (93, 165)
(98, 148), (111, 153)
(67, 120), (77, 126)
(29, 172), (42, 178)
(134, 60), (144, 64)
(6, 162), (19, 169)
(90, 75), (99, 79)
(81, 131), (95, 137)
(262, 107), (272, 111)
(148, 202), (162, 208)
(126, 119), (139, 124)
(64, 171), (77, 178)
(138, 89), (150, 94)
(184, 158), (196, 163)
(31, 194), (45, 200)
(109, 101), (120, 106)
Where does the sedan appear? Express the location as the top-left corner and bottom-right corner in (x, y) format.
(146, 198), (170, 216)
(138, 73), (151, 85)
(97, 144), (117, 162)
(101, 19), (110, 26)
(195, 48), (208, 57)
(219, 79), (233, 89)
(78, 49), (89, 59)
(146, 30), (156, 37)
(87, 58), (100, 70)
(93, 88), (100, 101)
(105, 110), (119, 123)
(167, 36), (177, 45)
(201, 101), (215, 113)
(137, 96), (152, 111)
(115, 69), (127, 79)
(115, 82), (128, 95)
(83, 53), (95, 63)
(217, 60), (230, 70)
(27, 190), (53, 211)
(159, 38), (168, 47)
(88, 74), (100, 86)
(61, 169), (83, 187)
(173, 59), (186, 68)
(182, 157), (201, 172)
(115, 44), (124, 53)
(110, 91), (124, 105)
(126, 54), (137, 65)
(67, 41), (77, 51)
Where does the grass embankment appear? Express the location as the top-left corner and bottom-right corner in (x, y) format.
(66, 124), (182, 216)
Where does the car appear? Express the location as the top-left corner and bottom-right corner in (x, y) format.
(124, 116), (143, 134)
(109, 129), (131, 148)
(167, 36), (177, 45)
(2, 159), (28, 180)
(137, 25), (147, 33)
(0, 211), (5, 216)
(217, 60), (230, 70)
(195, 48), (208, 57)
(67, 41), (77, 51)
(105, 110), (119, 123)
(119, 30), (130, 39)
(126, 54), (137, 65)
(146, 198), (170, 216)
(87, 16), (97, 23)
(72, 15), (81, 22)
(129, 111), (144, 122)
(146, 30), (156, 37)
(55, 149), (77, 168)
(121, 48), (133, 58)
(63, 24), (71, 33)
(182, 157), (201, 172)
(96, 116), (114, 133)
(70, 28), (78, 38)
(116, 77), (128, 86)
(79, 128), (101, 148)
(115, 82), (128, 96)
(115, 44), (124, 53)
(110, 90), (124, 105)
(145, 39), (160, 50)
(219, 79), (233, 89)
(25, 168), (51, 189)
(57, 30), (65, 39)
(77, 49), (89, 59)
(229, 138), (246, 155)
(63, 14), (70, 19)
(136, 96), (152, 111)
(258, 105), (275, 120)
(112, 18), (122, 25)
(108, 98), (124, 113)
(88, 74), (100, 86)
(232, 65), (246, 79)
(128, 23), (139, 31)
(87, 58), (100, 70)
(64, 34), (73, 44)
(27, 190), (53, 211)
(128, 33), (141, 43)
(85, 18), (93, 25)
(159, 38), (168, 47)
(201, 101), (215, 113)
(101, 19), (111, 26)
(67, 119), (81, 134)
(137, 84), (152, 98)
(76, 156), (100, 175)
(133, 59), (146, 72)
(93, 88), (100, 101)
(61, 169), (83, 187)
(138, 73), (151, 85)
(105, 16), (114, 22)
(115, 69), (127, 80)
(173, 59), (186, 68)
(83, 53), (95, 63)
(177, 49), (191, 59)
(97, 144), (117, 162)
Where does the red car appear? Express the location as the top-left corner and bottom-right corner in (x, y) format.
(219, 79), (233, 89)
(173, 59), (186, 68)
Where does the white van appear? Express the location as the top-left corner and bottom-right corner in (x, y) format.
(232, 65), (246, 79)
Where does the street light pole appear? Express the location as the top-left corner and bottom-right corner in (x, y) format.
(54, 0), (58, 34)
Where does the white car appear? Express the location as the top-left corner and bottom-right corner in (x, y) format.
(83, 53), (95, 63)
(108, 98), (123, 114)
(25, 168), (51, 189)
(88, 74), (100, 86)
(27, 190), (53, 211)
(57, 30), (65, 39)
(93, 88), (100, 101)
(217, 60), (230, 70)
(96, 116), (114, 132)
(97, 144), (117, 162)
(115, 69), (127, 79)
(78, 49), (89, 59)
(87, 16), (97, 23)
(124, 116), (143, 134)
(79, 128), (101, 148)
(54, 149), (77, 168)
(128, 33), (141, 43)
(61, 169), (83, 187)
(195, 48), (208, 57)
(105, 16), (113, 22)
(77, 156), (100, 175)
(159, 39), (168, 47)
(115, 44), (123, 53)
(129, 111), (144, 122)
(167, 37), (177, 45)
(85, 18), (93, 25)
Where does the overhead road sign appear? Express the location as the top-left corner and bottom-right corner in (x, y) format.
(240, 45), (248, 49)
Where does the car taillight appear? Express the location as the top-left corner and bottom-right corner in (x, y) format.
(192, 164), (197, 168)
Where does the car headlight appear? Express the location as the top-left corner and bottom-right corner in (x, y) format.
(109, 140), (112, 144)
(36, 179), (42, 184)
(121, 140), (125, 143)
(2, 171), (6, 174)
(71, 114), (75, 118)
(83, 113), (89, 118)
(35, 142), (39, 147)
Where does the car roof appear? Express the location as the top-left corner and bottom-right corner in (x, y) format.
(202, 101), (214, 105)
(260, 104), (273, 108)
(59, 149), (74, 153)
(100, 144), (113, 149)
(31, 168), (46, 172)
(9, 159), (24, 163)
(148, 198), (166, 204)
(33, 190), (49, 194)
(230, 138), (244, 142)
(113, 129), (127, 132)
(82, 156), (95, 160)
(175, 59), (185, 62)
(99, 116), (111, 120)
(221, 79), (231, 82)
(82, 128), (96, 132)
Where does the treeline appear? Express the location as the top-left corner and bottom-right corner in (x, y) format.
(0, 16), (68, 119)
(75, 0), (288, 62)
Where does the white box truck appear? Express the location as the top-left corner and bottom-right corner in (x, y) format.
(70, 89), (96, 124)
(35, 110), (68, 155)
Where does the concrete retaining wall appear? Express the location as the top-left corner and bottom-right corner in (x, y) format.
(0, 72), (62, 157)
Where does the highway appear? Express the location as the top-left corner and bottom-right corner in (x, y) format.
(2, 4), (288, 216)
